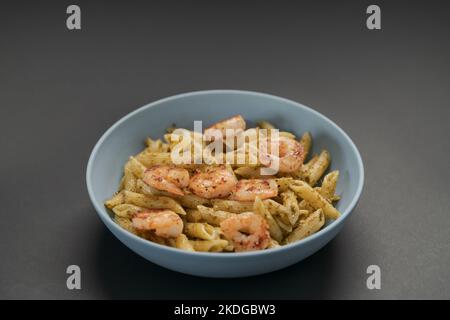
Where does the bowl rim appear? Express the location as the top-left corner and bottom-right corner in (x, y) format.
(86, 89), (364, 258)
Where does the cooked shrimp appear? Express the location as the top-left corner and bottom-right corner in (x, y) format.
(204, 115), (246, 137)
(279, 136), (304, 172)
(220, 212), (270, 252)
(230, 179), (278, 201)
(132, 209), (183, 238)
(189, 165), (238, 199)
(261, 136), (305, 173)
(142, 165), (190, 196)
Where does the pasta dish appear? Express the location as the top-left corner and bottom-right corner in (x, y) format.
(105, 115), (340, 252)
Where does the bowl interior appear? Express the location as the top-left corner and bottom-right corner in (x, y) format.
(88, 90), (362, 234)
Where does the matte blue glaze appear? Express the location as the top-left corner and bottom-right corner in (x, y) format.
(86, 90), (364, 277)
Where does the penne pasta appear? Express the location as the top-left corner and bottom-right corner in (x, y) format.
(122, 168), (138, 192)
(276, 177), (295, 192)
(297, 153), (319, 179)
(124, 156), (147, 178)
(145, 138), (170, 152)
(169, 234), (195, 251)
(257, 121), (275, 130)
(253, 197), (283, 242)
(118, 190), (186, 215)
(135, 151), (173, 167)
(189, 239), (229, 252)
(280, 190), (304, 225)
(184, 222), (222, 240)
(234, 166), (274, 179)
(319, 170), (339, 201)
(298, 199), (314, 213)
(299, 132), (312, 160)
(289, 181), (340, 220)
(185, 209), (203, 223)
(141, 232), (167, 245)
(177, 194), (211, 209)
(211, 199), (253, 213)
(114, 216), (135, 233)
(268, 239), (281, 249)
(263, 199), (292, 226)
(105, 192), (124, 209)
(284, 208), (325, 244)
(196, 205), (236, 226)
(279, 131), (296, 139)
(136, 179), (163, 196)
(306, 150), (330, 186)
(112, 203), (143, 218)
(274, 216), (293, 233)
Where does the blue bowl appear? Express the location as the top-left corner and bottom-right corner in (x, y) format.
(86, 90), (364, 277)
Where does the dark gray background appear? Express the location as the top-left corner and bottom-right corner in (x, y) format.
(1, 0), (449, 299)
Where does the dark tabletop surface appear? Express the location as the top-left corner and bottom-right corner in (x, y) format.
(1, 0), (449, 299)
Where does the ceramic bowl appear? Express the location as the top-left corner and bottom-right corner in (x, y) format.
(86, 90), (364, 277)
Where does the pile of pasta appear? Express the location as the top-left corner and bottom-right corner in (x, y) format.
(105, 121), (341, 252)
